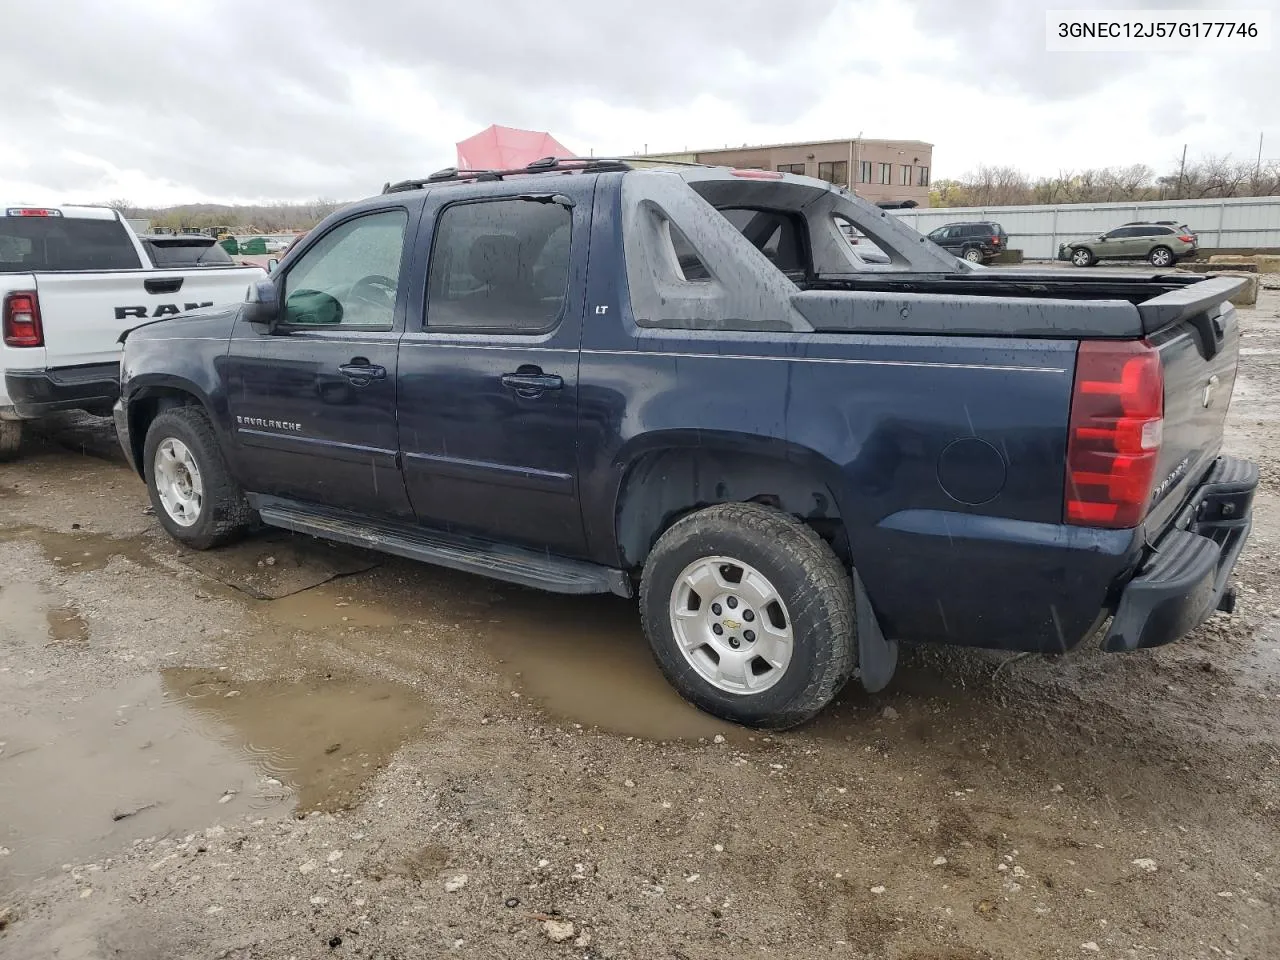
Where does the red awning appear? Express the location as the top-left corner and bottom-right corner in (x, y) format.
(455, 124), (576, 170)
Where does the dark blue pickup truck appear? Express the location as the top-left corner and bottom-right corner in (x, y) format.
(114, 158), (1258, 728)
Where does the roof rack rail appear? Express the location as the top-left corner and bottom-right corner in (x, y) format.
(381, 156), (635, 194)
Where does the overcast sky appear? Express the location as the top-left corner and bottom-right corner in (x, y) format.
(2, 0), (1274, 206)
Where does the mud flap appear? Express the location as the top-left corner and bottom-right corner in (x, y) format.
(854, 569), (897, 693)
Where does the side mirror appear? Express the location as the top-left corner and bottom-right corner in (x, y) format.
(243, 279), (281, 328)
(1098, 235), (1108, 241)
(267, 258), (279, 274)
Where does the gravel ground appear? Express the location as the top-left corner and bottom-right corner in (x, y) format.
(1, 286), (1278, 960)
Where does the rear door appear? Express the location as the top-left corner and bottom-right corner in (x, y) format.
(397, 182), (590, 556)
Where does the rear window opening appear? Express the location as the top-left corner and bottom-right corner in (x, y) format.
(140, 237), (234, 268)
(0, 215), (141, 272)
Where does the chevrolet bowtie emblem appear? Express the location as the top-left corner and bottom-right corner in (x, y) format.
(722, 618), (741, 630)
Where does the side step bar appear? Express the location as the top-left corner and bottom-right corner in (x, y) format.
(251, 496), (632, 598)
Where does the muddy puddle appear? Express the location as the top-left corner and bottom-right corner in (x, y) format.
(254, 561), (736, 741)
(0, 666), (431, 895)
(0, 526), (155, 573)
(0, 673), (293, 896)
(163, 668), (433, 811)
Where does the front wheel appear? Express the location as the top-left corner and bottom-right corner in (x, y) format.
(962, 247), (984, 263)
(1148, 245), (1175, 267)
(1071, 247), (1095, 267)
(639, 503), (856, 729)
(143, 407), (254, 549)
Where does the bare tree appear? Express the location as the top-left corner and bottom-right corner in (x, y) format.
(105, 198), (136, 217)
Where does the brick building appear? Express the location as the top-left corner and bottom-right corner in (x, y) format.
(635, 137), (933, 207)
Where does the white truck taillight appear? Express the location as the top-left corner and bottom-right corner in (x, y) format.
(1064, 340), (1164, 529)
(3, 291), (43, 347)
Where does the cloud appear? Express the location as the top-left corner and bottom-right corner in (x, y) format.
(0, 0), (1274, 204)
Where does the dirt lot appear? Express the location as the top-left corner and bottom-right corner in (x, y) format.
(1, 287), (1278, 960)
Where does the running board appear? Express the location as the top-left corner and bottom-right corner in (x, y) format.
(251, 496), (632, 598)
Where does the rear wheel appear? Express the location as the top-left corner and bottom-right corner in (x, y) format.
(1148, 245), (1175, 267)
(961, 246), (984, 263)
(1071, 247), (1095, 267)
(0, 420), (23, 462)
(143, 407), (253, 549)
(639, 502), (856, 729)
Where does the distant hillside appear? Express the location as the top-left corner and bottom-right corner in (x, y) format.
(112, 199), (349, 233)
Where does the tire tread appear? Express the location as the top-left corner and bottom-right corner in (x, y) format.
(639, 502), (856, 729)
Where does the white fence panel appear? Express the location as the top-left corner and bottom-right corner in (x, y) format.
(889, 196), (1280, 259)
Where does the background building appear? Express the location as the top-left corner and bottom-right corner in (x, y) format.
(635, 138), (933, 207)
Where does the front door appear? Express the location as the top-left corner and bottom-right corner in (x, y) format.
(224, 206), (417, 518)
(397, 184), (591, 556)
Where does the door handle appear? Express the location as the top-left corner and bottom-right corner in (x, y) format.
(145, 277), (184, 295)
(338, 360), (386, 385)
(501, 370), (563, 396)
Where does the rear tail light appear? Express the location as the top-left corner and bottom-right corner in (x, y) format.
(5, 207), (61, 217)
(3, 291), (43, 347)
(1064, 340), (1164, 528)
(1178, 234), (1195, 243)
(991, 235), (1002, 245)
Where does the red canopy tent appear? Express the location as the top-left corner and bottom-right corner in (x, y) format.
(455, 124), (576, 170)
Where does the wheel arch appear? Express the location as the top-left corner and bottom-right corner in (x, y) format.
(611, 431), (852, 572)
(124, 377), (219, 479)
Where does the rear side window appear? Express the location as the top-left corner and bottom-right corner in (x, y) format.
(717, 208), (805, 274)
(426, 198), (572, 332)
(142, 239), (234, 267)
(0, 215), (141, 272)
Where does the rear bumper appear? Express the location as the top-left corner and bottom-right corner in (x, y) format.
(4, 363), (120, 419)
(1104, 455), (1257, 652)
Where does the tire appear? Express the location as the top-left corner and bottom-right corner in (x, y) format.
(961, 247), (984, 263)
(1070, 247), (1095, 267)
(0, 420), (23, 462)
(1148, 245), (1175, 268)
(639, 502), (856, 729)
(143, 406), (253, 549)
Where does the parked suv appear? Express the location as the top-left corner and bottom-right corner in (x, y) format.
(114, 159), (1253, 729)
(1059, 222), (1197, 268)
(925, 221), (1008, 263)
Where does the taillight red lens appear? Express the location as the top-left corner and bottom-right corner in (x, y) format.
(991, 235), (1001, 245)
(1178, 234), (1195, 243)
(3, 290), (43, 347)
(1065, 340), (1164, 528)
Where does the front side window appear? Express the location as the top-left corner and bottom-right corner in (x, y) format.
(282, 209), (407, 328)
(426, 198), (572, 332)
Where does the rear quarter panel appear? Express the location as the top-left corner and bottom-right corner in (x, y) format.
(580, 178), (1141, 651)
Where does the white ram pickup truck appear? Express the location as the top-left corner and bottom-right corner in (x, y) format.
(0, 205), (264, 460)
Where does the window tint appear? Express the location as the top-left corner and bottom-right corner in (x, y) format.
(142, 238), (233, 267)
(282, 209), (407, 328)
(1105, 227), (1132, 239)
(426, 198), (572, 331)
(0, 215), (141, 272)
(718, 208), (804, 273)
